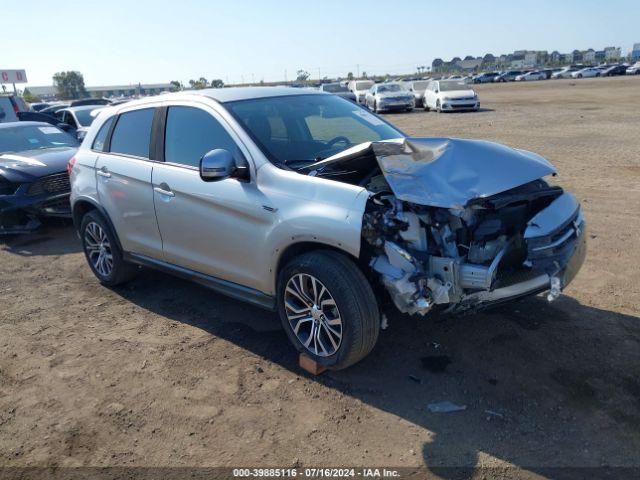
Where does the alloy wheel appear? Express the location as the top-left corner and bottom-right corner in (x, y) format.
(284, 273), (343, 357)
(84, 222), (113, 277)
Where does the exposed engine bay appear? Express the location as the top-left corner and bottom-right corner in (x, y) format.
(301, 137), (587, 315)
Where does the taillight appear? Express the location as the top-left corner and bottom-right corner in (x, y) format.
(67, 156), (76, 176)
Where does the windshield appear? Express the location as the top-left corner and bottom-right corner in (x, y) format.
(355, 81), (374, 91)
(378, 84), (403, 93)
(226, 94), (403, 165)
(74, 109), (98, 127)
(439, 81), (468, 92)
(322, 84), (348, 93)
(0, 125), (78, 153)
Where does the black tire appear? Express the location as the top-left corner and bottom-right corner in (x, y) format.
(80, 210), (137, 287)
(436, 99), (442, 113)
(277, 250), (380, 370)
(373, 100), (379, 113)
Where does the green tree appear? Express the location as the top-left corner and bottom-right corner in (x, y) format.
(22, 88), (41, 103)
(170, 80), (182, 91)
(52, 71), (88, 100)
(210, 79), (224, 88)
(347, 72), (354, 80)
(296, 70), (310, 82)
(188, 77), (209, 89)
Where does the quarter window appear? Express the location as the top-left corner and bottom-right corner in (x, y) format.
(164, 106), (238, 168)
(109, 108), (155, 158)
(92, 116), (114, 152)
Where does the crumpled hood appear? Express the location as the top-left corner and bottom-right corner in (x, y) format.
(0, 147), (76, 183)
(310, 137), (556, 209)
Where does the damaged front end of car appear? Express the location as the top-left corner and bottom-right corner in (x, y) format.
(304, 137), (587, 316)
(0, 153), (73, 235)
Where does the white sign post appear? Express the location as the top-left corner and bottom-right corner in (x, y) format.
(0, 69), (28, 94)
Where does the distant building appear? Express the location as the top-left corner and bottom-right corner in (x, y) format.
(26, 83), (173, 101)
(524, 51), (538, 67)
(583, 49), (596, 63)
(604, 47), (621, 61)
(631, 43), (640, 61)
(550, 51), (562, 64)
(456, 58), (483, 71)
(482, 53), (496, 65)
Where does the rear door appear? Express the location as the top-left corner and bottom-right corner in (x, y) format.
(95, 106), (163, 257)
(151, 102), (268, 291)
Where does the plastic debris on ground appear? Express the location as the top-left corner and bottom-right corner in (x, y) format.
(427, 401), (467, 413)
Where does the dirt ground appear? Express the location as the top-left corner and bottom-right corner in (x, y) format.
(1, 76), (639, 477)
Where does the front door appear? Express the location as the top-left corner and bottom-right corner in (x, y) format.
(151, 104), (270, 291)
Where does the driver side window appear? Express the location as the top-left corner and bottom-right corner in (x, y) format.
(164, 106), (238, 168)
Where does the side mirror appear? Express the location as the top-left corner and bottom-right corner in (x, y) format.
(57, 122), (72, 132)
(200, 149), (237, 181)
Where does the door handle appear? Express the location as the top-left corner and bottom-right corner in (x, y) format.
(154, 185), (175, 197)
(97, 167), (111, 178)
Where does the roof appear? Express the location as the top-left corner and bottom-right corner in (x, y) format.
(186, 86), (324, 103)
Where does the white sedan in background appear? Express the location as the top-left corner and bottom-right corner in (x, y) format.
(423, 80), (480, 112)
(515, 71), (546, 81)
(571, 67), (602, 79)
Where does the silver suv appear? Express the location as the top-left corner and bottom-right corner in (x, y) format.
(70, 87), (586, 370)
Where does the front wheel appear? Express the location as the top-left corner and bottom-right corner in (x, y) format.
(436, 99), (442, 113)
(277, 250), (380, 370)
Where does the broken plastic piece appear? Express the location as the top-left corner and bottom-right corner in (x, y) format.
(427, 401), (467, 413)
(547, 276), (561, 302)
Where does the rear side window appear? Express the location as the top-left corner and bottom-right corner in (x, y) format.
(92, 116), (114, 152)
(109, 108), (155, 158)
(164, 106), (237, 168)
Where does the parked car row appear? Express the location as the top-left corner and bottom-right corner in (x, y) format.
(336, 78), (480, 114)
(472, 63), (637, 83)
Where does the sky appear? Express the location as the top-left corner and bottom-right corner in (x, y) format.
(2, 0), (639, 88)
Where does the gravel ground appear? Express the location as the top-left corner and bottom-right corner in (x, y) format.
(1, 76), (639, 477)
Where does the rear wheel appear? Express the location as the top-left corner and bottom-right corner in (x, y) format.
(436, 99), (442, 113)
(80, 210), (137, 286)
(277, 250), (380, 370)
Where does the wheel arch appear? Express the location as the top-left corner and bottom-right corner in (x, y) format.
(72, 197), (123, 252)
(274, 241), (371, 291)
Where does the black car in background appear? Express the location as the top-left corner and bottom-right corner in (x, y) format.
(494, 70), (523, 82)
(473, 72), (500, 83)
(0, 122), (78, 234)
(600, 64), (628, 76)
